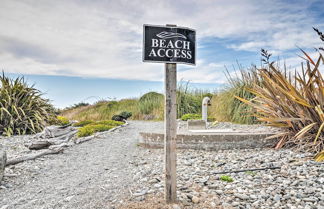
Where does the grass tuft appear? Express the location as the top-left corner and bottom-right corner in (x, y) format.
(220, 175), (234, 182)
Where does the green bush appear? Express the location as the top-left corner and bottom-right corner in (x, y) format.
(77, 124), (115, 137)
(57, 116), (70, 126)
(119, 111), (132, 119)
(181, 113), (201, 121)
(73, 120), (94, 127)
(0, 73), (56, 136)
(112, 115), (125, 122)
(76, 120), (124, 137)
(77, 126), (95, 137)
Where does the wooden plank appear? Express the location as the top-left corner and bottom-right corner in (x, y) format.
(164, 61), (177, 203)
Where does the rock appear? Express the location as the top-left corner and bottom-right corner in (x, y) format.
(0, 145), (7, 184)
(148, 178), (159, 184)
(231, 202), (240, 206)
(172, 204), (181, 209)
(235, 193), (249, 200)
(191, 196), (200, 204)
(303, 197), (317, 202)
(273, 194), (281, 202)
(64, 195), (74, 202)
(208, 184), (218, 190)
(215, 190), (223, 195)
(210, 202), (217, 207)
(133, 190), (147, 197)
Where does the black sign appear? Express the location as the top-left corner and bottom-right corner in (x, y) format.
(143, 25), (196, 65)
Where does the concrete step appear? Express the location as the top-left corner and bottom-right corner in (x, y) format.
(139, 131), (279, 150)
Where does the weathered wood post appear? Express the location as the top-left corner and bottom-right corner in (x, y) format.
(164, 51), (177, 202)
(142, 24), (196, 203)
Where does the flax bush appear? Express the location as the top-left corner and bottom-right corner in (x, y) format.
(0, 73), (55, 136)
(237, 50), (324, 161)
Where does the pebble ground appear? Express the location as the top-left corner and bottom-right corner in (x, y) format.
(1, 121), (323, 209)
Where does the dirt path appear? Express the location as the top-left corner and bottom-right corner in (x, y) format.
(0, 121), (163, 209)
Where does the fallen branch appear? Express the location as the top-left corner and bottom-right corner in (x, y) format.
(6, 148), (64, 166)
(74, 135), (95, 144)
(212, 167), (281, 175)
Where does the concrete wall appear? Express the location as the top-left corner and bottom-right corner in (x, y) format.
(139, 132), (278, 150)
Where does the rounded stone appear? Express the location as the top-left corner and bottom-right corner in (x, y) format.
(191, 196), (200, 204)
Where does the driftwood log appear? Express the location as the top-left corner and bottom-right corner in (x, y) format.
(26, 127), (78, 150)
(6, 148), (64, 166)
(5, 121), (129, 167)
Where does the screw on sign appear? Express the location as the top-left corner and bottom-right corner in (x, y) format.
(143, 24), (196, 203)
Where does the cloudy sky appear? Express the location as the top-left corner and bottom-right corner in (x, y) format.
(1, 0), (324, 107)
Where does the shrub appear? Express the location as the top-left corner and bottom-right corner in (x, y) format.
(119, 111), (132, 120)
(77, 126), (95, 137)
(76, 119), (124, 137)
(73, 120), (94, 127)
(181, 113), (201, 121)
(112, 115), (124, 122)
(236, 50), (324, 161)
(77, 124), (115, 137)
(0, 73), (55, 136)
(57, 116), (70, 126)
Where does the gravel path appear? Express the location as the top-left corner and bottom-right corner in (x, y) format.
(0, 121), (163, 209)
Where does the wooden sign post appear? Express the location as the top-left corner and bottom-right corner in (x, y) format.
(164, 28), (177, 201)
(143, 24), (196, 203)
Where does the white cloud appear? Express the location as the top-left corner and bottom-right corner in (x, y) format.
(0, 0), (323, 84)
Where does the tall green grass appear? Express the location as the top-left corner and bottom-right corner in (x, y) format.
(138, 92), (164, 120)
(62, 83), (213, 121)
(210, 68), (260, 124)
(177, 81), (213, 118)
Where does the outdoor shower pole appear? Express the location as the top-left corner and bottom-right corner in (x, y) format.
(164, 24), (177, 204)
